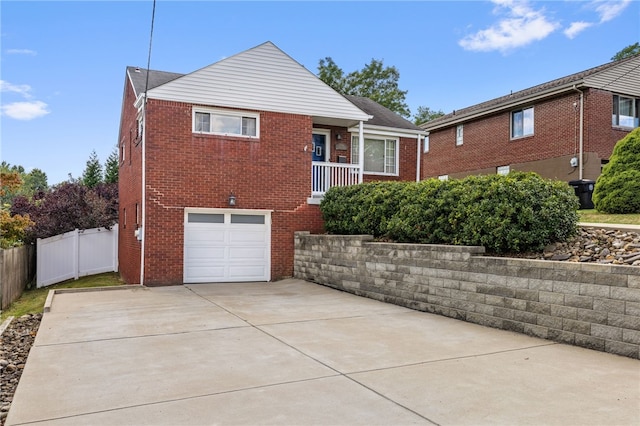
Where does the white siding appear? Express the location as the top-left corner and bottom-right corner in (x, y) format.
(148, 42), (370, 122)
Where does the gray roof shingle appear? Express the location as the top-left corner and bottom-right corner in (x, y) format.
(344, 95), (422, 131)
(127, 66), (184, 97)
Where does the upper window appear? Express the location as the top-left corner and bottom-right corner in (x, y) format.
(423, 135), (430, 153)
(456, 125), (464, 146)
(351, 136), (398, 175)
(511, 107), (534, 138)
(193, 108), (259, 138)
(612, 95), (640, 128)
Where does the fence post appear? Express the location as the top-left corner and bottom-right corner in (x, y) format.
(73, 229), (80, 281)
(113, 224), (119, 272)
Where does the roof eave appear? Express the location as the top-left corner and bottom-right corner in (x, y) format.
(422, 81), (587, 131)
(348, 123), (427, 137)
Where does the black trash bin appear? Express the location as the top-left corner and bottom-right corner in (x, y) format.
(568, 179), (595, 210)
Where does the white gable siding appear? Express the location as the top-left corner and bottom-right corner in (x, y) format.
(585, 56), (640, 97)
(147, 42), (370, 123)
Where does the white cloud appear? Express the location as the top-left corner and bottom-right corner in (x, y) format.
(564, 21), (593, 39)
(459, 0), (559, 53)
(1, 101), (50, 120)
(0, 80), (33, 98)
(594, 0), (631, 23)
(562, 0), (631, 39)
(6, 49), (37, 56)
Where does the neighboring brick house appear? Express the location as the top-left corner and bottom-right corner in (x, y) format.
(420, 54), (640, 182)
(117, 41), (424, 285)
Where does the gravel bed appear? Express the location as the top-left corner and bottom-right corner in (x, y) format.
(0, 314), (41, 426)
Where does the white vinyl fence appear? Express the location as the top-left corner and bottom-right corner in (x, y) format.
(37, 225), (118, 288)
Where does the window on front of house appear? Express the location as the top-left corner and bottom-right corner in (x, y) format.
(511, 107), (534, 138)
(456, 125), (463, 146)
(193, 108), (259, 138)
(612, 95), (640, 128)
(423, 135), (430, 153)
(351, 136), (398, 175)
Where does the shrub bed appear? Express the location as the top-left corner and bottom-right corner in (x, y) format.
(321, 172), (579, 253)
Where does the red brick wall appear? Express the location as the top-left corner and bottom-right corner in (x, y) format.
(117, 77), (142, 284)
(422, 89), (632, 181)
(139, 100), (324, 285)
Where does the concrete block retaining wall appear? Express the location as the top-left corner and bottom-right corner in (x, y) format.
(294, 232), (640, 359)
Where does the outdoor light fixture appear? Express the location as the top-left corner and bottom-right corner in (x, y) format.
(228, 192), (237, 206)
(335, 133), (342, 140)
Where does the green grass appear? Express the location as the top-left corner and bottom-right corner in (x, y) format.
(1, 272), (124, 321)
(578, 209), (640, 225)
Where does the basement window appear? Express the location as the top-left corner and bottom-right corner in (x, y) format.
(193, 108), (259, 138)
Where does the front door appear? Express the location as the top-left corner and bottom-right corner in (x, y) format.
(312, 133), (326, 162)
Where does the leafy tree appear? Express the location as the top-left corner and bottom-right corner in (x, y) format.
(318, 57), (410, 118)
(611, 42), (640, 61)
(82, 150), (103, 189)
(11, 181), (118, 242)
(0, 209), (34, 249)
(413, 106), (445, 126)
(104, 147), (119, 184)
(22, 168), (48, 194)
(593, 128), (640, 213)
(1, 171), (22, 207)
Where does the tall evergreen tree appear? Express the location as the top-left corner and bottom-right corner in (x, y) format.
(104, 147), (119, 184)
(82, 150), (103, 189)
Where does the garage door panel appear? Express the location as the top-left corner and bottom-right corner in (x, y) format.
(228, 247), (267, 260)
(228, 265), (267, 279)
(185, 246), (225, 261)
(229, 230), (267, 243)
(186, 229), (226, 243)
(184, 211), (270, 283)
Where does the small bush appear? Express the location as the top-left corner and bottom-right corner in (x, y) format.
(322, 172), (579, 254)
(593, 128), (640, 213)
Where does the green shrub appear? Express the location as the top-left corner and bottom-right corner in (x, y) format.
(593, 128), (640, 213)
(321, 181), (411, 237)
(322, 172), (579, 254)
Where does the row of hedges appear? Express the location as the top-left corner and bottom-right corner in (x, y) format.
(321, 172), (579, 254)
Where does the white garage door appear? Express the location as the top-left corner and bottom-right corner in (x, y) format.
(184, 209), (271, 283)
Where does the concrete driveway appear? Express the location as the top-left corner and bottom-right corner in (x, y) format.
(7, 279), (640, 425)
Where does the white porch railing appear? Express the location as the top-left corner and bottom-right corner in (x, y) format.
(311, 161), (360, 196)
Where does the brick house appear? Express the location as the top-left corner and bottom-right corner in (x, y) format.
(117, 41), (424, 285)
(420, 54), (640, 182)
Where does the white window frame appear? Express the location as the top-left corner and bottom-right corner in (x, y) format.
(438, 175), (449, 181)
(511, 107), (534, 139)
(612, 94), (640, 128)
(351, 135), (399, 176)
(497, 165), (510, 175)
(120, 139), (126, 164)
(192, 107), (260, 139)
(423, 135), (430, 153)
(456, 125), (463, 146)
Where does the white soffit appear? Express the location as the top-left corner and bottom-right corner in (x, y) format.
(147, 42), (371, 122)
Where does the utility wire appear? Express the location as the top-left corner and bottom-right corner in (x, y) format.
(143, 0), (156, 109)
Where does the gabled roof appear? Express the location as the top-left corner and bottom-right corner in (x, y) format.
(422, 54), (640, 131)
(345, 95), (422, 132)
(137, 41), (371, 126)
(127, 67), (183, 97)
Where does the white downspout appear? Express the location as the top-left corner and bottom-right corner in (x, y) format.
(139, 100), (146, 285)
(358, 121), (364, 183)
(416, 134), (421, 182)
(572, 86), (584, 180)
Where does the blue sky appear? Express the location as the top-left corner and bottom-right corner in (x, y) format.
(1, 0), (638, 185)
